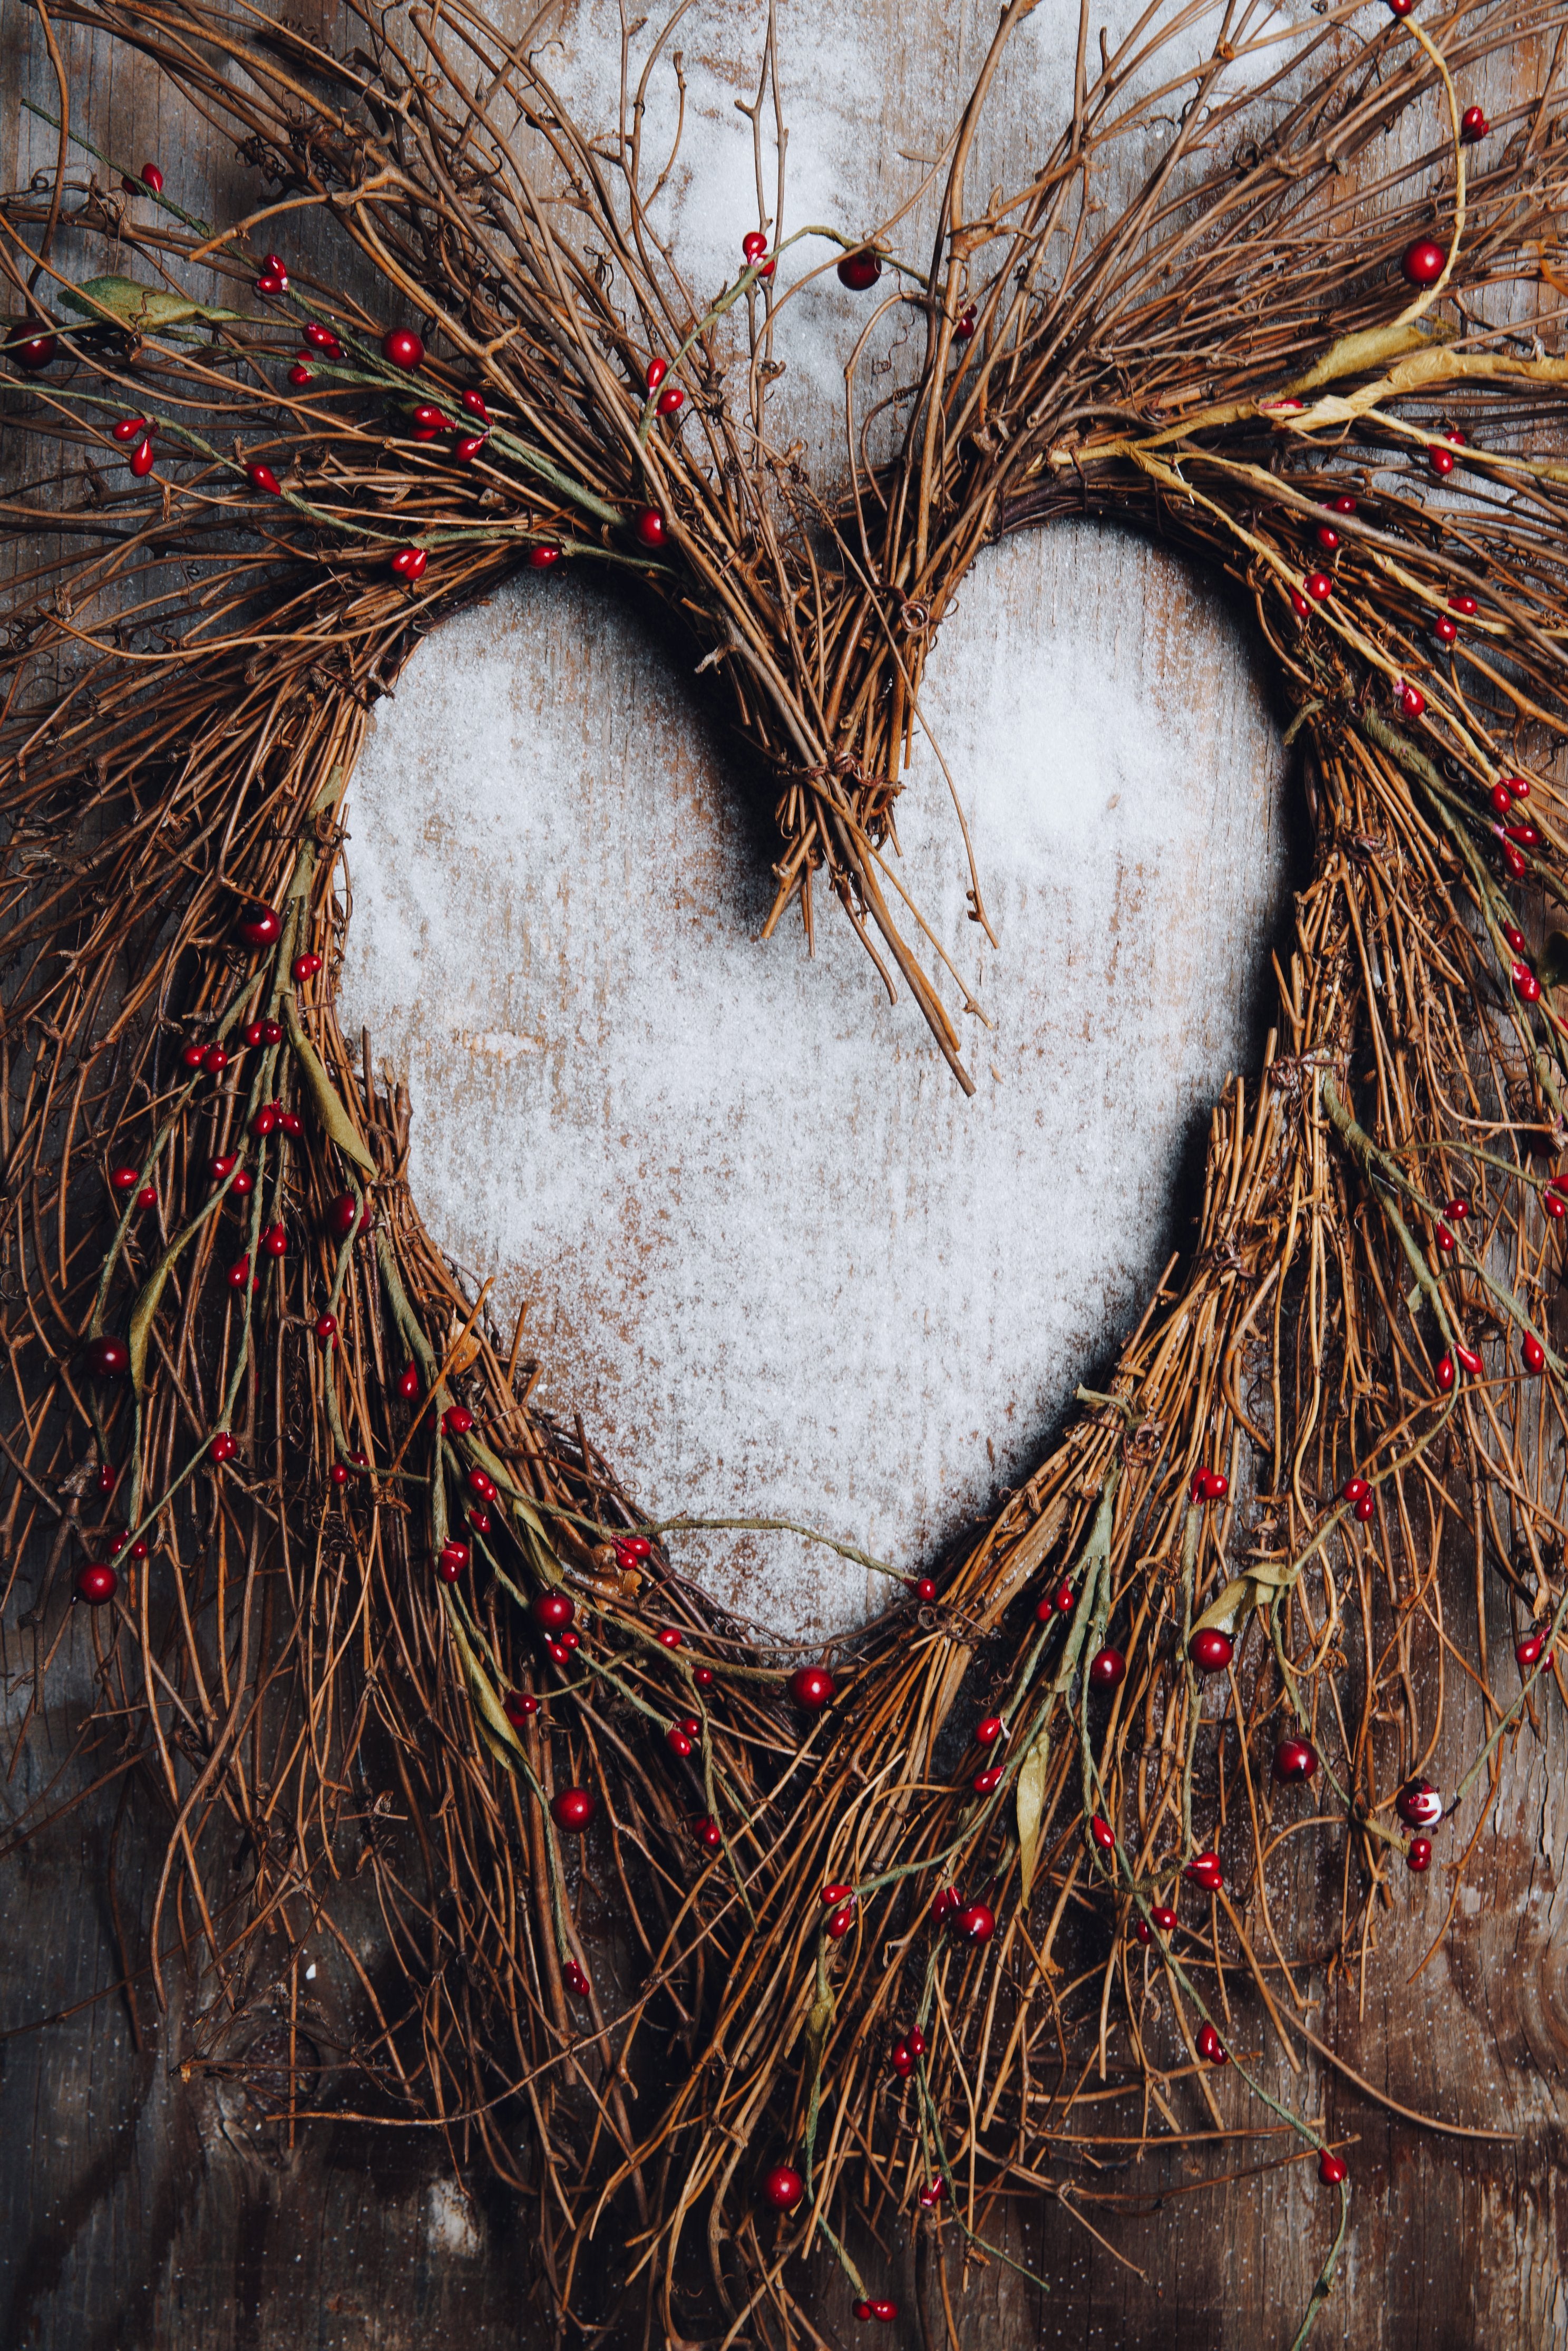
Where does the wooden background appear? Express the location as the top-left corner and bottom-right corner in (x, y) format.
(4, 1), (1567, 2344)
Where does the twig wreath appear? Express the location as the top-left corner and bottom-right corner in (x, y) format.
(4, 0), (1568, 2338)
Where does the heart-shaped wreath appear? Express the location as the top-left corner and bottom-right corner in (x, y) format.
(4, 0), (1568, 2339)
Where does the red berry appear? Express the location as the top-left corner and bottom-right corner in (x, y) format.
(228, 1257), (252, 1290)
(1460, 105), (1489, 141)
(261, 1019), (283, 1045)
(134, 161), (164, 193)
(1435, 616), (1457, 645)
(528, 545), (561, 569)
(790, 1664), (835, 1709)
(1289, 589), (1310, 620)
(1135, 1918), (1153, 1944)
(1517, 1633), (1547, 1672)
(1504, 844), (1528, 880)
(455, 433), (488, 463)
(1436, 1351), (1455, 1393)
(693, 1815), (723, 1851)
(1402, 238), (1447, 286)
(247, 463), (281, 497)
(906, 2027), (926, 2058)
(110, 1165), (140, 1194)
(314, 1312), (337, 1350)
(954, 1901), (995, 1944)
(1506, 823), (1541, 849)
(470, 1510), (493, 1536)
(837, 250), (882, 290)
(202, 1044), (229, 1079)
(392, 546), (428, 582)
(303, 322), (340, 353)
(1455, 1342), (1482, 1375)
(287, 364), (312, 389)
(1504, 771), (1531, 799)
(532, 1591), (575, 1633)
(129, 436), (155, 477)
(1524, 1332), (1547, 1374)
(382, 328), (425, 370)
(1331, 494), (1358, 515)
(918, 2175), (948, 2207)
(1513, 960), (1542, 1004)
(1054, 1580), (1075, 1614)
(1190, 1629), (1234, 1673)
(1491, 783), (1514, 817)
(1396, 1777), (1442, 1829)
(1196, 2023), (1227, 2065)
(211, 1431), (238, 1463)
(742, 231), (769, 261)
(694, 1665), (715, 1688)
(1429, 446), (1455, 478)
(667, 1728), (694, 1759)
(1341, 1476), (1369, 1504)
(239, 902), (281, 947)
(632, 507), (666, 550)
(181, 1043), (207, 1070)
(261, 1222), (287, 1258)
(293, 951), (324, 981)
(930, 1887), (961, 1923)
(278, 1111), (303, 1140)
(95, 1464), (118, 1495)
(870, 2304), (898, 2324)
(972, 1765), (1004, 1794)
(1318, 2150), (1348, 2185)
(460, 388), (489, 422)
(1089, 1814), (1116, 1853)
(8, 328), (58, 372)
(1185, 1849), (1223, 1891)
(953, 307), (977, 341)
(551, 1786), (595, 1832)
(1304, 570), (1333, 602)
(1353, 1493), (1376, 1523)
(112, 414), (149, 443)
(891, 2039), (913, 2076)
(76, 1563), (119, 1605)
(133, 1184), (157, 1210)
(1273, 1735), (1317, 1783)
(565, 1960), (590, 1998)
(656, 385), (684, 416)
(1088, 1645), (1125, 1688)
(1315, 525), (1339, 552)
(329, 1463), (349, 1487)
(443, 1405), (475, 1435)
(1452, 595), (1478, 617)
(325, 1192), (364, 1242)
(820, 1881), (853, 1907)
(468, 1469), (498, 1507)
(1407, 1836), (1433, 1873)
(975, 1716), (1004, 1746)
(762, 2165), (804, 2211)
(86, 1335), (130, 1379)
(1399, 682), (1426, 717)
(854, 2305), (872, 2324)
(436, 1540), (470, 1582)
(912, 1575), (937, 1602)
(1151, 1905), (1177, 1933)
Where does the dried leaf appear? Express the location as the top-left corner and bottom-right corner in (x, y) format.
(285, 998), (376, 1173)
(1016, 1729), (1050, 1902)
(60, 273), (244, 328)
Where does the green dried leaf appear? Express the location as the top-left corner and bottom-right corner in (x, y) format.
(285, 998), (376, 1173)
(1016, 1728), (1050, 1902)
(446, 1601), (525, 1761)
(128, 1253), (174, 1395)
(60, 273), (244, 328)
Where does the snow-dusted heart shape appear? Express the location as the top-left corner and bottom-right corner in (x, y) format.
(343, 521), (1288, 1633)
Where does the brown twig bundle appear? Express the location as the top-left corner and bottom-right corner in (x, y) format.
(4, 0), (1568, 2339)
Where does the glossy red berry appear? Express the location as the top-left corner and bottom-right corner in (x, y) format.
(392, 546), (428, 582)
(279, 1111), (303, 1139)
(211, 1431), (238, 1463)
(918, 2175), (948, 2207)
(1151, 1905), (1177, 1933)
(1452, 595), (1479, 617)
(435, 1539), (470, 1582)
(443, 1405), (475, 1436)
(953, 305), (977, 341)
(455, 433), (488, 463)
(1353, 1492), (1377, 1523)
(228, 1257), (252, 1290)
(820, 1881), (853, 1907)
(129, 436), (155, 477)
(930, 1886), (961, 1923)
(975, 1716), (1004, 1746)
(891, 2039), (914, 2076)
(325, 1193), (364, 1242)
(8, 327), (58, 372)
(1315, 525), (1339, 552)
(1135, 1917), (1153, 1945)
(303, 322), (340, 353)
(1054, 1580), (1075, 1614)
(1190, 1629), (1234, 1673)
(261, 1019), (283, 1045)
(382, 327), (425, 370)
(656, 385), (684, 416)
(1399, 682), (1426, 717)
(954, 1901), (995, 1944)
(1455, 1342), (1482, 1375)
(742, 231), (769, 262)
(1491, 781), (1515, 815)
(1195, 2023), (1227, 2065)
(1506, 823), (1541, 849)
(1185, 1849), (1223, 1891)
(286, 363), (312, 389)
(694, 1666), (714, 1688)
(1273, 1735), (1318, 1783)
(126, 161), (164, 193)
(1517, 1633), (1547, 1672)
(110, 1165), (140, 1194)
(551, 1786), (595, 1832)
(632, 507), (666, 550)
(1192, 1466), (1229, 1503)
(239, 902), (281, 947)
(86, 1335), (130, 1379)
(1318, 2150), (1348, 2185)
(314, 1312), (337, 1350)
(1407, 1836), (1433, 1873)
(854, 2305), (872, 2324)
(762, 2165), (804, 2211)
(329, 1462), (349, 1487)
(1513, 961), (1542, 1004)
(95, 1463), (118, 1494)
(790, 1664), (836, 1709)
(694, 1815), (723, 1851)
(1504, 772), (1532, 799)
(1396, 1777), (1442, 1829)
(1429, 445), (1455, 478)
(667, 1728), (694, 1759)
(1304, 570), (1333, 602)
(293, 951), (323, 981)
(1289, 588), (1311, 619)
(1402, 238), (1448, 286)
(1341, 1475), (1369, 1504)
(1089, 1814), (1116, 1853)
(181, 1043), (207, 1070)
(1436, 1352), (1456, 1393)
(532, 1591), (575, 1633)
(869, 2303), (898, 2324)
(1504, 846), (1528, 880)
(972, 1765), (1004, 1794)
(656, 1627), (684, 1650)
(1523, 1332), (1547, 1374)
(261, 1222), (287, 1258)
(1460, 105), (1489, 141)
(528, 545), (561, 569)
(1435, 616), (1457, 646)
(1331, 493), (1358, 516)
(1088, 1645), (1126, 1688)
(247, 463), (281, 497)
(645, 356), (667, 391)
(112, 414), (149, 443)
(837, 250), (882, 290)
(913, 1575), (938, 1602)
(76, 1563), (119, 1605)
